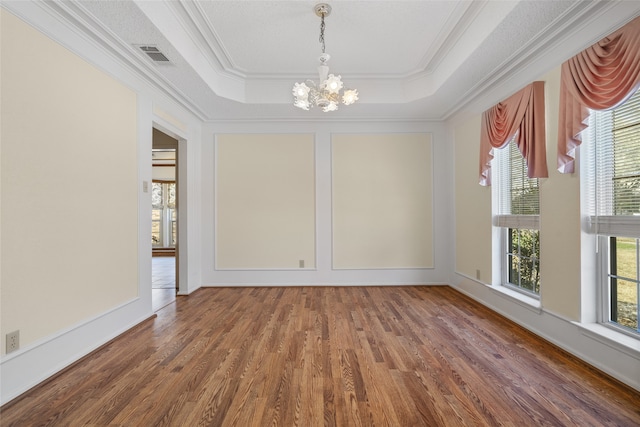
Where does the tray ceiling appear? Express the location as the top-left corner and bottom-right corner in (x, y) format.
(12, 0), (640, 121)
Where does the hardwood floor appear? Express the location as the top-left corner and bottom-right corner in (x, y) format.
(152, 288), (177, 312)
(2, 286), (639, 426)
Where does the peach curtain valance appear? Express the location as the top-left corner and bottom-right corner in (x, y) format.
(479, 81), (547, 186)
(558, 16), (640, 173)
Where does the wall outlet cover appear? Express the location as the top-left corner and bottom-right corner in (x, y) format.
(6, 330), (19, 353)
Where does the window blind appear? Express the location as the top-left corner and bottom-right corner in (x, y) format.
(587, 89), (640, 238)
(494, 137), (540, 229)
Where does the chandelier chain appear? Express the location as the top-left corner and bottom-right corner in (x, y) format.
(319, 13), (326, 54)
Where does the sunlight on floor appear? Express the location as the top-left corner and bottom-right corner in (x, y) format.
(152, 257), (176, 311)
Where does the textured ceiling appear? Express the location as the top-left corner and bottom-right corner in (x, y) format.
(196, 1), (468, 76)
(30, 1), (640, 121)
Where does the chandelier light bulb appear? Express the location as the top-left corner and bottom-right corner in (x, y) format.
(342, 89), (358, 105)
(293, 82), (310, 100)
(325, 74), (343, 94)
(292, 3), (358, 112)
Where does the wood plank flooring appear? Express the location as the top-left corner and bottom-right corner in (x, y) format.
(2, 286), (639, 426)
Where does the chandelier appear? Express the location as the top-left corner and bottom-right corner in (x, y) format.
(292, 3), (358, 112)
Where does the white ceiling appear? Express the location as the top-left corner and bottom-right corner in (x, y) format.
(35, 1), (640, 122)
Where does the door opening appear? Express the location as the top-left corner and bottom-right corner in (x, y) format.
(151, 129), (178, 311)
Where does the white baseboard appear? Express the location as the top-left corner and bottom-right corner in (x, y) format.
(199, 282), (448, 287)
(0, 298), (154, 405)
(451, 273), (640, 392)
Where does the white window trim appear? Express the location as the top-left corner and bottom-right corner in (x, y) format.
(152, 182), (177, 249)
(487, 282), (542, 312)
(499, 227), (541, 299)
(573, 321), (640, 360)
(491, 146), (541, 303)
(597, 235), (611, 326)
(585, 98), (640, 339)
(596, 235), (640, 338)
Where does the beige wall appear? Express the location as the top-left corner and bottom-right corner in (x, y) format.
(538, 67), (582, 319)
(454, 117), (492, 282)
(1, 10), (139, 354)
(332, 133), (433, 269)
(215, 134), (316, 269)
(453, 67), (583, 320)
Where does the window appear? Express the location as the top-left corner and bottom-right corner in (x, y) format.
(609, 237), (639, 331)
(151, 181), (176, 248)
(494, 138), (541, 296)
(587, 88), (640, 335)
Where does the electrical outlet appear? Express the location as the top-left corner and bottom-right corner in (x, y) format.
(476, 269), (481, 280)
(6, 330), (19, 353)
(299, 260), (305, 268)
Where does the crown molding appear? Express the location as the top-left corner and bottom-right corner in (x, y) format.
(204, 115), (435, 125)
(8, 0), (636, 122)
(164, 1), (410, 83)
(133, 0), (246, 104)
(165, 0), (245, 78)
(442, 0), (639, 121)
(417, 0), (487, 75)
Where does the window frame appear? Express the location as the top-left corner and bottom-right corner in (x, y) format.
(587, 89), (640, 337)
(492, 138), (541, 298)
(596, 236), (640, 337)
(151, 180), (177, 249)
(504, 227), (541, 297)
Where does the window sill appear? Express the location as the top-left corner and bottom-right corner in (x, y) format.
(573, 322), (640, 360)
(486, 283), (542, 313)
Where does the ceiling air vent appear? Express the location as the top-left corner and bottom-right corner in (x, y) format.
(138, 45), (171, 63)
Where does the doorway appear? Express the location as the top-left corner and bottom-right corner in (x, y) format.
(152, 129), (178, 311)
